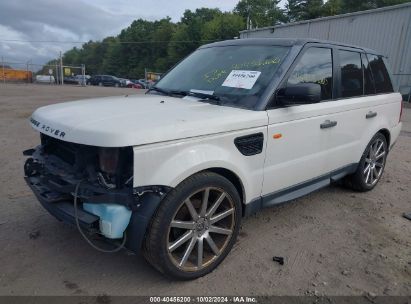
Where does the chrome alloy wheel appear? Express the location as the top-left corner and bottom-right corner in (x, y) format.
(167, 187), (235, 272)
(363, 137), (386, 186)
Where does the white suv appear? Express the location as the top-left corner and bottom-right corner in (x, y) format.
(24, 38), (402, 280)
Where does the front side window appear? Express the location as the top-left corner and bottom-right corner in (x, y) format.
(287, 47), (333, 101)
(153, 45), (291, 109)
(367, 54), (394, 94)
(339, 50), (363, 98)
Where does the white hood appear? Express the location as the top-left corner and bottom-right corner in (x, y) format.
(30, 94), (268, 147)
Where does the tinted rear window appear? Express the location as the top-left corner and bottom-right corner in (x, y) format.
(367, 54), (393, 94)
(361, 53), (376, 95)
(339, 50), (363, 98)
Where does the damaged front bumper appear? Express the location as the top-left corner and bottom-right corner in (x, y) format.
(23, 143), (171, 253)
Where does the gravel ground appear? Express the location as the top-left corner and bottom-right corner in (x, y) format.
(0, 84), (410, 296)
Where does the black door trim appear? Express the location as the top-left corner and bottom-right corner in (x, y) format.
(244, 163), (358, 217)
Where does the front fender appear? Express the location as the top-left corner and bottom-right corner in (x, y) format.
(132, 128), (267, 205)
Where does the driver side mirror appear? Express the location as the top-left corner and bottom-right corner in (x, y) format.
(277, 83), (322, 105)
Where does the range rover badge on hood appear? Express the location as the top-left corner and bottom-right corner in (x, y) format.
(30, 117), (66, 138)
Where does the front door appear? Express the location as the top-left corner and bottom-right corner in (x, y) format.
(262, 46), (335, 205)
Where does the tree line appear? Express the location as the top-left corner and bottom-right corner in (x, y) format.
(43, 0), (409, 79)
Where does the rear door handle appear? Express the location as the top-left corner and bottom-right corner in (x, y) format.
(320, 120), (337, 129)
(366, 111), (377, 119)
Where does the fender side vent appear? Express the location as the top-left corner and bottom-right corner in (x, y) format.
(234, 133), (264, 156)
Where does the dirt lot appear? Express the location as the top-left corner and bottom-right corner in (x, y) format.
(0, 84), (410, 296)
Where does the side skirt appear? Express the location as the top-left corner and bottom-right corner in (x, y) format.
(244, 163), (358, 217)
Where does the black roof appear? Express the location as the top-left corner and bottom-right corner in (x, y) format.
(200, 38), (381, 56)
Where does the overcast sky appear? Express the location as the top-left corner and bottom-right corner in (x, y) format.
(0, 0), (285, 68)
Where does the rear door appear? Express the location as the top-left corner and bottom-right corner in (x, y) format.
(318, 48), (369, 174)
(262, 46), (335, 203)
(319, 49), (398, 175)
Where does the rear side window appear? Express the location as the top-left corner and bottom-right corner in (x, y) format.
(367, 54), (394, 94)
(287, 47), (333, 101)
(338, 50), (363, 98)
(361, 53), (376, 95)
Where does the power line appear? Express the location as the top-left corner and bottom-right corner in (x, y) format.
(0, 39), (219, 44)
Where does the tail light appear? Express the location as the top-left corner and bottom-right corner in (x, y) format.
(99, 148), (119, 174)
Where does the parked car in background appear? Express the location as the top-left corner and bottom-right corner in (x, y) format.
(135, 79), (148, 88)
(35, 75), (55, 84)
(119, 78), (134, 88)
(128, 82), (143, 89)
(63, 76), (79, 85)
(89, 75), (121, 87)
(74, 75), (91, 85)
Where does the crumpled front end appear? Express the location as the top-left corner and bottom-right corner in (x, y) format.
(23, 134), (170, 251)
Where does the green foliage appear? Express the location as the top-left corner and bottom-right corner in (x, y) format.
(202, 13), (245, 41)
(286, 0), (324, 21)
(234, 0), (286, 27)
(322, 0), (342, 16)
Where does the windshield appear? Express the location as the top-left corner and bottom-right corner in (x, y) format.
(153, 45), (290, 109)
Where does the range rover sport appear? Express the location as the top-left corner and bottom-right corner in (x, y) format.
(24, 38), (402, 280)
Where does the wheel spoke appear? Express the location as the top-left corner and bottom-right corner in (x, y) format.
(365, 158), (372, 164)
(210, 208), (234, 224)
(209, 225), (232, 235)
(200, 188), (210, 217)
(375, 141), (383, 155)
(185, 198), (199, 220)
(197, 237), (203, 268)
(363, 164), (371, 174)
(375, 151), (385, 160)
(372, 142), (378, 154)
(179, 236), (196, 267)
(170, 220), (195, 230)
(365, 168), (371, 184)
(206, 192), (226, 218)
(373, 167), (379, 178)
(205, 234), (219, 256)
(169, 230), (193, 252)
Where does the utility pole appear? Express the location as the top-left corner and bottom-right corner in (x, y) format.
(55, 60), (59, 85)
(1, 56), (5, 85)
(60, 51), (64, 85)
(246, 0), (251, 30)
(81, 64), (86, 86)
(26, 59), (31, 84)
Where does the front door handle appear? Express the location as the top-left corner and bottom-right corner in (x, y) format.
(366, 111), (377, 119)
(320, 120), (337, 129)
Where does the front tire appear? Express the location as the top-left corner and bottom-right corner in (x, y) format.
(143, 172), (242, 280)
(345, 133), (388, 192)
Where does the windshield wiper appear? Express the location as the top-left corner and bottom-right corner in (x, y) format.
(147, 86), (170, 96)
(148, 87), (222, 105)
(187, 91), (222, 105)
(148, 87), (189, 97)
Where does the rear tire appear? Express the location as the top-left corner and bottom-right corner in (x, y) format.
(344, 133), (387, 192)
(143, 172), (241, 280)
